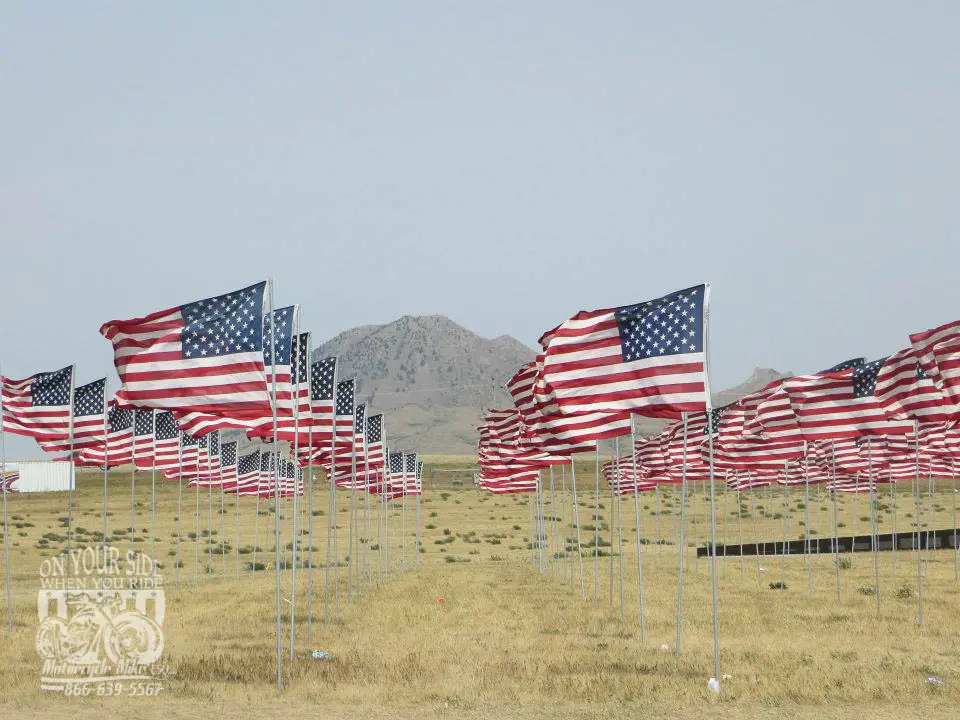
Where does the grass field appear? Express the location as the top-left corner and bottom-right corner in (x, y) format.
(0, 459), (958, 719)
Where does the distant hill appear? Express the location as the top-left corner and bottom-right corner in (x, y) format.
(313, 315), (535, 454)
(312, 314), (790, 454)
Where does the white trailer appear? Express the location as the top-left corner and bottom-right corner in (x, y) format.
(1, 461), (74, 493)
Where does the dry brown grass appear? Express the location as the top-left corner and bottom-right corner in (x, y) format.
(0, 462), (958, 719)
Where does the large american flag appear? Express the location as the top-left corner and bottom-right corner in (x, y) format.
(507, 361), (628, 451)
(2, 366), (73, 446)
(783, 359), (914, 441)
(535, 284), (709, 419)
(100, 282), (272, 415)
(875, 347), (958, 425)
(36, 377), (106, 453)
(910, 319), (960, 408)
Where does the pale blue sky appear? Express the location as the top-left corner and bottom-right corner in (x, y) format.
(2, 2), (957, 457)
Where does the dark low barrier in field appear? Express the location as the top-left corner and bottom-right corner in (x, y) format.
(697, 528), (960, 558)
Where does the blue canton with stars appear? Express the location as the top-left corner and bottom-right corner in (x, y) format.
(134, 410), (154, 436)
(31, 367), (72, 406)
(366, 414), (382, 444)
(221, 441), (237, 466)
(155, 412), (178, 440)
(335, 379), (355, 418)
(238, 451), (259, 476)
(311, 357), (337, 401)
(852, 358), (886, 398)
(355, 404), (365, 433)
(389, 452), (404, 475)
(292, 333), (310, 384)
(180, 282), (265, 360)
(614, 285), (705, 362)
(405, 453), (417, 474)
(820, 357), (865, 373)
(208, 431), (219, 456)
(262, 306), (295, 366)
(705, 403), (733, 436)
(181, 431), (198, 448)
(74, 379), (105, 417)
(109, 407), (133, 432)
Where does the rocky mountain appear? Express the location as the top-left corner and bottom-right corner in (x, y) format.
(312, 315), (791, 454)
(313, 315), (535, 454)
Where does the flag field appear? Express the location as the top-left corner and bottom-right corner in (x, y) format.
(0, 461), (958, 719)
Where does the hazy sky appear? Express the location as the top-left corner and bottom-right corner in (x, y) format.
(2, 3), (957, 458)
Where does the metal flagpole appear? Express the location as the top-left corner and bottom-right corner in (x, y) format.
(830, 441), (841, 600)
(594, 445), (600, 602)
(570, 460), (585, 599)
(749, 488), (763, 589)
(323, 361), (339, 625)
(176, 442), (183, 589)
(363, 422), (372, 582)
(267, 280), (283, 692)
(235, 460), (241, 579)
(953, 464), (958, 583)
(415, 461), (422, 568)
(219, 443), (226, 578)
(780, 465), (788, 589)
(889, 469), (897, 577)
(804, 444), (812, 595)
(347, 407), (357, 600)
(615, 437), (625, 625)
(290, 328), (302, 660)
(305, 335), (315, 641)
(549, 466), (557, 578)
(675, 413), (689, 655)
(867, 440), (880, 613)
(194, 455), (201, 584)
(703, 284), (721, 687)
(101, 381), (110, 562)
(0, 362), (12, 630)
(65, 366), (76, 585)
(737, 489), (745, 582)
(130, 411), (137, 557)
(560, 464), (569, 589)
(608, 445), (616, 607)
(253, 452), (262, 575)
(537, 470), (545, 572)
(150, 413), (157, 574)
(629, 417), (646, 643)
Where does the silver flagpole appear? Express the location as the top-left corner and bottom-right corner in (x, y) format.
(608, 444), (616, 607)
(890, 468), (897, 577)
(867, 439), (880, 613)
(804, 444), (812, 595)
(194, 449), (200, 584)
(780, 465), (788, 589)
(953, 464), (958, 583)
(560, 464), (569, 589)
(175, 440), (183, 589)
(570, 460), (585, 599)
(536, 470), (544, 572)
(253, 452), (262, 575)
(323, 360), (339, 625)
(415, 459), (422, 568)
(219, 440), (226, 578)
(150, 412), (157, 574)
(614, 437), (625, 624)
(737, 488), (745, 582)
(235, 467), (241, 579)
(362, 415), (371, 583)
(65, 366), (76, 585)
(594, 444), (600, 602)
(749, 487), (763, 589)
(675, 413), (689, 655)
(549, 465), (557, 578)
(703, 284), (721, 687)
(830, 441), (841, 600)
(101, 381), (110, 563)
(0, 361), (12, 630)
(267, 281), (283, 692)
(289, 326), (302, 660)
(305, 334), (315, 642)
(629, 417), (646, 643)
(347, 405), (358, 599)
(130, 411), (137, 559)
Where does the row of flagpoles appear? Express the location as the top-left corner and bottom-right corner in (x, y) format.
(474, 283), (960, 689)
(0, 279), (424, 690)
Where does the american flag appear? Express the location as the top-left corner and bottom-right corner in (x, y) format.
(535, 284), (709, 419)
(100, 282), (273, 415)
(365, 413), (385, 478)
(506, 361), (627, 452)
(36, 377), (105, 453)
(133, 410), (155, 470)
(388, 451), (405, 494)
(153, 412), (182, 475)
(192, 430), (223, 486)
(331, 378), (356, 483)
(404, 453), (420, 495)
(2, 366), (73, 446)
(875, 347), (958, 425)
(707, 436), (805, 471)
(297, 356), (338, 465)
(264, 331), (313, 445)
(229, 449), (261, 494)
(219, 441), (239, 487)
(910, 319), (960, 408)
(479, 467), (539, 494)
(783, 359), (914, 441)
(178, 431), (200, 479)
(75, 404), (134, 468)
